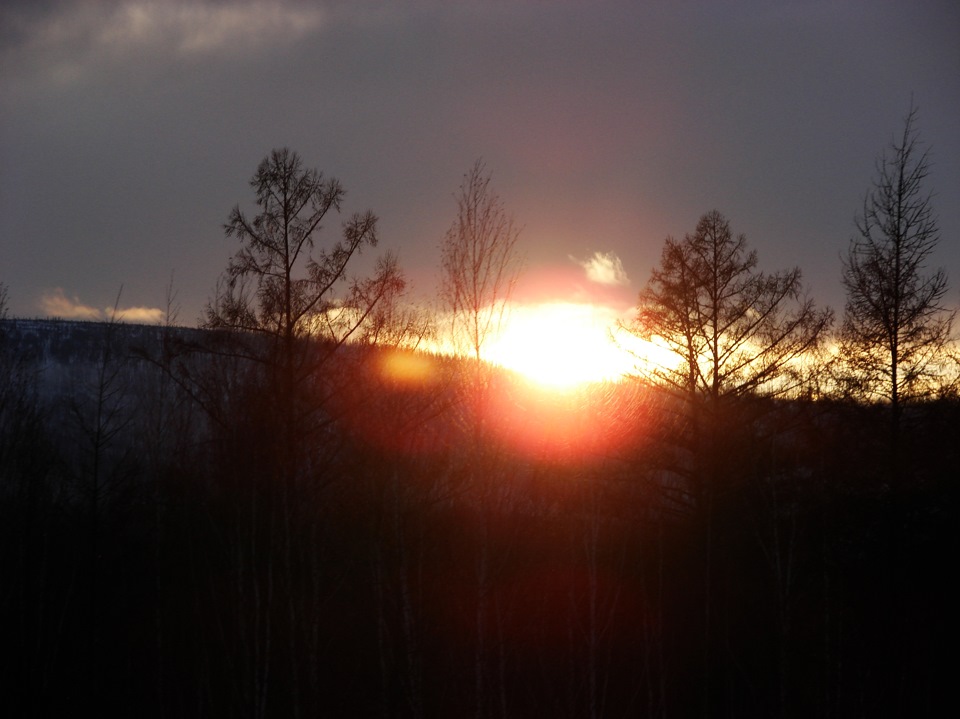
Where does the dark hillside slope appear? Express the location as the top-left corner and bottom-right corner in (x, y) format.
(0, 319), (956, 717)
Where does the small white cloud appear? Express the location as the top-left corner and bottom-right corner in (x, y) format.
(40, 288), (102, 320)
(111, 306), (165, 324)
(573, 251), (630, 287)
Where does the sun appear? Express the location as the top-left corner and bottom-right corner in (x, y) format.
(483, 302), (637, 389)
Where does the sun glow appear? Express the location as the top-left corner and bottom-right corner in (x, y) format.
(483, 302), (638, 389)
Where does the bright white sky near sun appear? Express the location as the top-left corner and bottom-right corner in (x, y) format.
(2, 0), (959, 346)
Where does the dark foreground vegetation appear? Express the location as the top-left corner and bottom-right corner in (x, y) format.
(1, 318), (956, 718)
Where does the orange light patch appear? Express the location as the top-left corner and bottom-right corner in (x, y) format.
(379, 348), (437, 387)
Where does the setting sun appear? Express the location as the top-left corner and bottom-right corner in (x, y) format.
(483, 302), (636, 389)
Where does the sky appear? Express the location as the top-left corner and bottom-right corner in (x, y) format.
(2, 0), (959, 329)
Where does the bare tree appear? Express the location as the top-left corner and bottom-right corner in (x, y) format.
(439, 161), (522, 719)
(631, 211), (831, 717)
(203, 148), (408, 453)
(200, 149), (409, 718)
(205, 148), (404, 355)
(635, 211), (831, 406)
(440, 160), (523, 363)
(837, 103), (956, 717)
(839, 104), (955, 444)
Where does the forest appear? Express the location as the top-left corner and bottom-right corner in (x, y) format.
(1, 314), (957, 719)
(1, 110), (958, 718)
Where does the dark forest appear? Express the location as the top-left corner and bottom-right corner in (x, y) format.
(1, 316), (956, 718)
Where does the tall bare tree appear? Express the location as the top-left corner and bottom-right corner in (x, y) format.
(200, 149), (408, 717)
(838, 103), (956, 717)
(440, 160), (523, 364)
(632, 210), (831, 717)
(839, 105), (954, 446)
(203, 148), (408, 454)
(439, 160), (522, 719)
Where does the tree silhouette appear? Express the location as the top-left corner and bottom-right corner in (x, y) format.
(634, 210), (831, 415)
(631, 210), (831, 716)
(440, 160), (523, 364)
(439, 160), (523, 718)
(203, 148), (407, 452)
(200, 149), (409, 716)
(839, 105), (954, 447)
(206, 148), (404, 351)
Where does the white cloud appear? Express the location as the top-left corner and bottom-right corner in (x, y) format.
(40, 288), (102, 320)
(573, 251), (630, 287)
(112, 305), (165, 324)
(40, 288), (164, 323)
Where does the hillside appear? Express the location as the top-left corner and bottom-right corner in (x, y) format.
(1, 318), (957, 717)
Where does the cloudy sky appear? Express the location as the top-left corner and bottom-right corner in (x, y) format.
(2, 0), (958, 326)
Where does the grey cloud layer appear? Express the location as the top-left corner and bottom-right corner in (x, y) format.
(1, 0), (958, 321)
